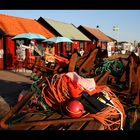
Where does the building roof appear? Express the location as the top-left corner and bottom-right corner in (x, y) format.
(107, 35), (117, 42)
(78, 25), (112, 42)
(0, 14), (54, 38)
(39, 17), (90, 41)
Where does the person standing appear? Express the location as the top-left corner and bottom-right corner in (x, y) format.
(79, 48), (84, 56)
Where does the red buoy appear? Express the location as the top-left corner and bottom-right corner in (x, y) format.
(66, 100), (84, 118)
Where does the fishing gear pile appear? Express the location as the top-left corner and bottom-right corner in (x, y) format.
(2, 50), (140, 130)
(24, 72), (126, 130)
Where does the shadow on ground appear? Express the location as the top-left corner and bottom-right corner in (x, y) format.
(0, 79), (31, 107)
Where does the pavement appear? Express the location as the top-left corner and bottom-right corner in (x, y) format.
(0, 70), (33, 107)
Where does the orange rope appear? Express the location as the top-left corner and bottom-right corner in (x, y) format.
(87, 87), (126, 130)
(42, 74), (126, 130)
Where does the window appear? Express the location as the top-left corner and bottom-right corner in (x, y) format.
(16, 40), (24, 46)
(15, 40), (25, 60)
(79, 42), (84, 50)
(66, 42), (72, 52)
(101, 42), (106, 51)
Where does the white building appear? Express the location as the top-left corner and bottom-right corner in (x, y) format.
(107, 42), (116, 56)
(122, 42), (135, 52)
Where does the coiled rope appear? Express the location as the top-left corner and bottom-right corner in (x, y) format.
(41, 73), (126, 130)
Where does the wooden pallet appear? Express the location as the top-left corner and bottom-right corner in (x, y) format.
(9, 112), (104, 130)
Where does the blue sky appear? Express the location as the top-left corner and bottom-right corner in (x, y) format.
(0, 10), (140, 43)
